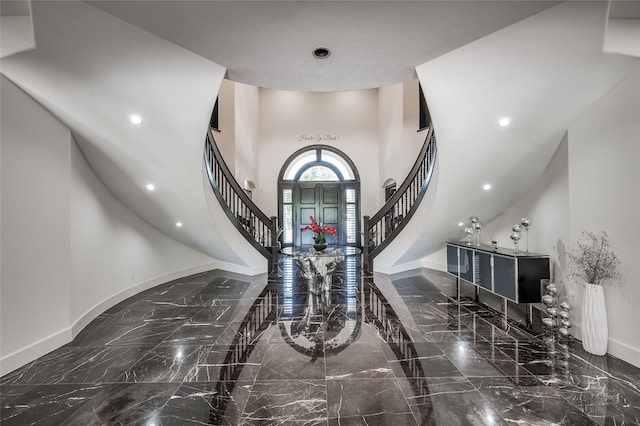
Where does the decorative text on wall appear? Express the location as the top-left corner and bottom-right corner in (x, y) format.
(298, 133), (340, 143)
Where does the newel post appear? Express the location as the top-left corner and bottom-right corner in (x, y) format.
(363, 215), (371, 272)
(270, 216), (278, 273)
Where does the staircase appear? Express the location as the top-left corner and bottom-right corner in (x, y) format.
(362, 126), (437, 271)
(204, 129), (279, 271)
(204, 125), (437, 273)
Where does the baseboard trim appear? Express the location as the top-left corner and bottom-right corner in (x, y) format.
(1, 262), (222, 377)
(373, 259), (426, 275)
(422, 259), (447, 272)
(70, 262), (222, 336)
(0, 328), (73, 377)
(607, 337), (640, 368)
(215, 259), (267, 276)
(554, 319), (639, 368)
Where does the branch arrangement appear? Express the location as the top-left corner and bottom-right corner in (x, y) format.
(568, 230), (621, 285)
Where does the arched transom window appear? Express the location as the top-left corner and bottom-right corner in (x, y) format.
(283, 148), (355, 181)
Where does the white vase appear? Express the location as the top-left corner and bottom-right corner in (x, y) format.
(581, 283), (608, 356)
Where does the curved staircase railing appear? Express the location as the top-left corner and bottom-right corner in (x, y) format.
(363, 126), (437, 271)
(204, 129), (278, 272)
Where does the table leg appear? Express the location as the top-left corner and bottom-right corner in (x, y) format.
(502, 298), (508, 329)
(526, 303), (533, 327)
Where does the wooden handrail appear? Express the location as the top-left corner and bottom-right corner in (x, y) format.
(363, 126), (437, 270)
(204, 121), (435, 273)
(204, 129), (278, 271)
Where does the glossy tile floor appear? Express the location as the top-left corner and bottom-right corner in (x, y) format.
(2, 257), (639, 425)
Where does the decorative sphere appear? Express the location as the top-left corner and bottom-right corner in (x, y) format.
(546, 283), (559, 295)
(546, 307), (558, 317)
(473, 222), (482, 230)
(560, 319), (571, 328)
(542, 295), (557, 306)
(470, 216), (479, 224)
(559, 302), (570, 310)
(542, 317), (556, 328)
(521, 218), (531, 227)
(558, 327), (570, 337)
(510, 232), (521, 242)
(559, 310), (570, 319)
(512, 224), (522, 233)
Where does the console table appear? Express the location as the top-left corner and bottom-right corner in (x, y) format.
(446, 242), (550, 324)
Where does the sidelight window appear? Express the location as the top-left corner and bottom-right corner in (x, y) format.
(282, 188), (293, 244)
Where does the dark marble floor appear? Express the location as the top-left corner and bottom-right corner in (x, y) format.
(2, 256), (639, 425)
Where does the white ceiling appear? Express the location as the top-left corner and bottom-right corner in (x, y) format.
(1, 0), (639, 272)
(88, 0), (559, 92)
(0, 0), (30, 16)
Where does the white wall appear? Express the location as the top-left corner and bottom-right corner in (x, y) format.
(378, 81), (427, 198)
(449, 65), (640, 366)
(1, 75), (72, 368)
(1, 76), (219, 375)
(480, 134), (570, 282)
(208, 80), (260, 203)
(423, 132), (571, 271)
(216, 81), (425, 227)
(378, 83), (404, 192)
(257, 88), (381, 218)
(214, 79), (236, 174)
(234, 82), (260, 195)
(566, 65), (640, 365)
(402, 80), (429, 164)
(69, 141), (218, 328)
(0, 15), (35, 58)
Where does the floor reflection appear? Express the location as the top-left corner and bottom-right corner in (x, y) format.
(1, 262), (639, 425)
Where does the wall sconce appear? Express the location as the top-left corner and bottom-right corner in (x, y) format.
(243, 179), (256, 191)
(243, 179), (255, 200)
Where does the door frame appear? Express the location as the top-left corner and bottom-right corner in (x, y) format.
(278, 145), (361, 248)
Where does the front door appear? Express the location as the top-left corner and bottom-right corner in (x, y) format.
(296, 182), (341, 246)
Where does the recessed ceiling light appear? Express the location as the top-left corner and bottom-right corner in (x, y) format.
(176, 222), (183, 228)
(498, 117), (510, 127)
(130, 114), (143, 125)
(483, 184), (492, 191)
(458, 222), (465, 227)
(146, 183), (155, 191)
(312, 47), (331, 59)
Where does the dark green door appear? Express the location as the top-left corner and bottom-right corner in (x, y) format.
(296, 182), (341, 246)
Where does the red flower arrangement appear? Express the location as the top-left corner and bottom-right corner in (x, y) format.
(301, 215), (337, 244)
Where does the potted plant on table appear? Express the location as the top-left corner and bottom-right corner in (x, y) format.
(568, 230), (621, 355)
(301, 216), (337, 251)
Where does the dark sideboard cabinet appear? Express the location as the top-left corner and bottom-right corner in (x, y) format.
(446, 242), (550, 304)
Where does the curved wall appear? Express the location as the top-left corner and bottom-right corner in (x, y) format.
(1, 76), (219, 375)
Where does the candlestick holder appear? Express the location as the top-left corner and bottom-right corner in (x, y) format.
(473, 222), (482, 246)
(521, 218), (531, 253)
(510, 231), (521, 253)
